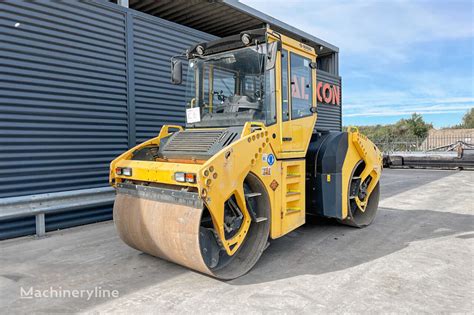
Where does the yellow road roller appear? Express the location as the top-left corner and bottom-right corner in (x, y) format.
(110, 27), (382, 279)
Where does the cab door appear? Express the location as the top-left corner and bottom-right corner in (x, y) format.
(280, 48), (317, 157)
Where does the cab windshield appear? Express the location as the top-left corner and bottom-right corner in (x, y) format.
(184, 44), (276, 127)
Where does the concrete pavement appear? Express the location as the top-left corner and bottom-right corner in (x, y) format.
(1, 169), (473, 313)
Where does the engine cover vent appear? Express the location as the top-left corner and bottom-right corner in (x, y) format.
(158, 128), (242, 160)
(164, 130), (224, 152)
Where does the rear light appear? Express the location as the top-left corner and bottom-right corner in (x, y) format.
(115, 167), (132, 176)
(175, 172), (196, 183)
(185, 173), (196, 183)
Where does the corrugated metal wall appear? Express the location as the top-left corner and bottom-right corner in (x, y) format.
(132, 15), (216, 143)
(0, 1), (128, 198)
(0, 0), (215, 239)
(315, 70), (342, 131)
(0, 0), (341, 239)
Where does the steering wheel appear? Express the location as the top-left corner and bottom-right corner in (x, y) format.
(213, 90), (226, 102)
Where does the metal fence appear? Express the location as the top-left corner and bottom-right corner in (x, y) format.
(374, 134), (474, 153)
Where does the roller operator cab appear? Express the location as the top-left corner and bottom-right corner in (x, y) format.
(110, 27), (383, 279)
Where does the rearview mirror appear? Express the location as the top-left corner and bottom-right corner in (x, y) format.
(171, 59), (182, 85)
(265, 42), (279, 71)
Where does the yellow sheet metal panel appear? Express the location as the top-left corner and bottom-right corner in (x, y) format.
(114, 160), (201, 187)
(272, 159), (306, 238)
(109, 125), (184, 186)
(198, 124), (273, 255)
(341, 128), (383, 219)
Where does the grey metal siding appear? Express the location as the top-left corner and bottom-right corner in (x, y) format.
(133, 15), (216, 143)
(0, 216), (35, 240)
(0, 1), (217, 239)
(0, 1), (129, 198)
(0, 1), (343, 240)
(315, 70), (342, 131)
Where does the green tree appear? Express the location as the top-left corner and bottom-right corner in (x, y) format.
(346, 113), (433, 141)
(405, 113), (432, 138)
(459, 108), (474, 128)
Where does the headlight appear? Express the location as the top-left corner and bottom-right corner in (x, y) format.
(241, 33), (251, 45)
(122, 168), (132, 176)
(196, 45), (205, 55)
(116, 167), (132, 176)
(175, 172), (185, 182)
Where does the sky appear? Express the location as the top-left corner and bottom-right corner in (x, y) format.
(241, 0), (474, 128)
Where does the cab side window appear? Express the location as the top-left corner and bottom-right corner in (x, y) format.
(290, 53), (313, 119)
(281, 49), (289, 121)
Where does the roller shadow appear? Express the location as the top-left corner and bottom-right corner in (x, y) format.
(230, 207), (473, 285)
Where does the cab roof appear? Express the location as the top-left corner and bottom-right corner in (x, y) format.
(127, 0), (339, 56)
